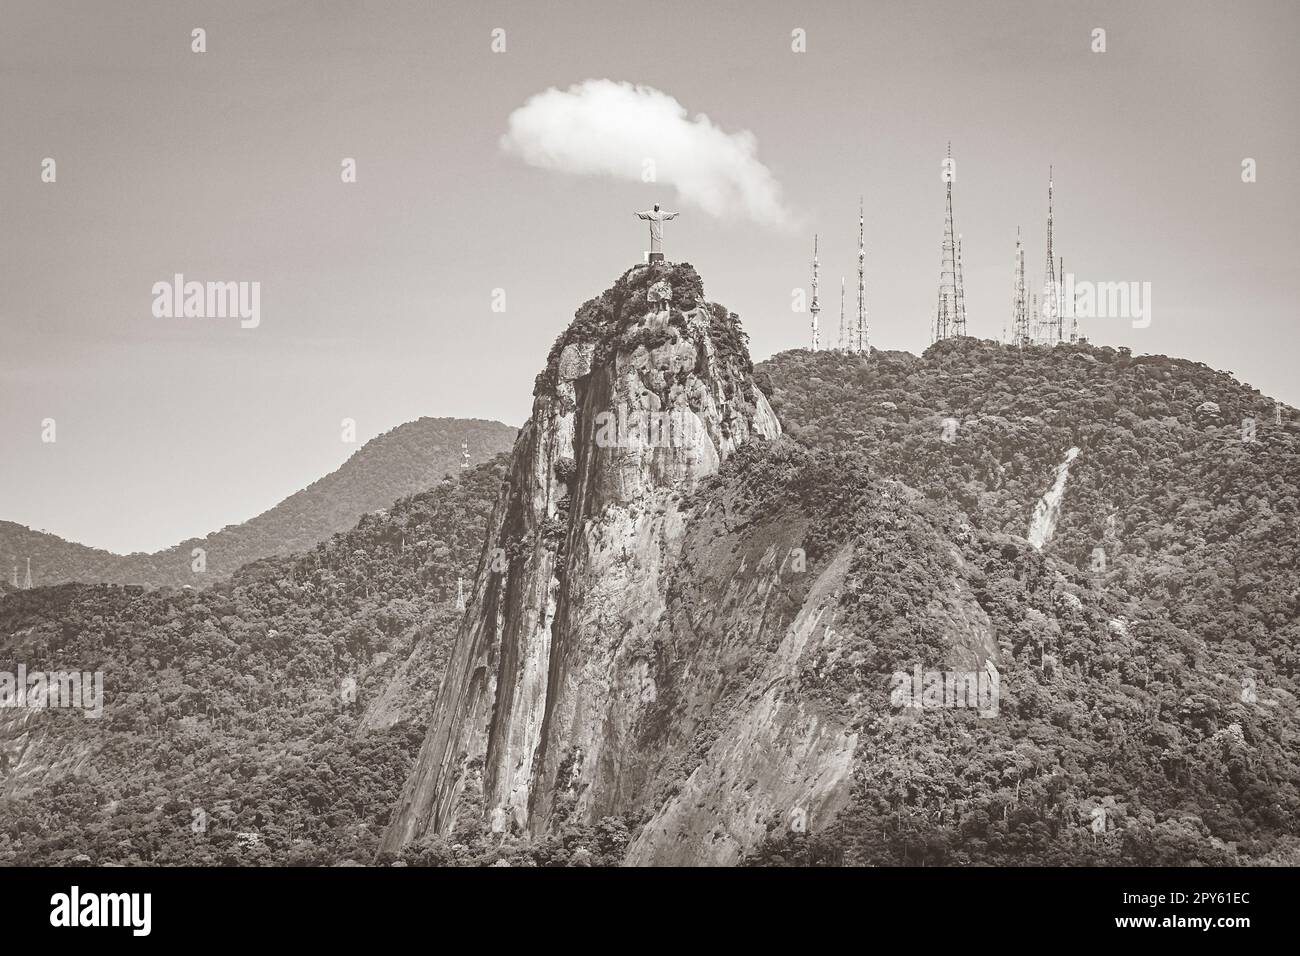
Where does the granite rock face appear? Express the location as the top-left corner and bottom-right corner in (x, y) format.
(380, 264), (796, 855)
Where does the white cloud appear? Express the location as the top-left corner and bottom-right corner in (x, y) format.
(500, 79), (791, 227)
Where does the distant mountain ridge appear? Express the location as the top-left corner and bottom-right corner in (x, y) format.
(0, 455), (510, 864)
(0, 417), (516, 588)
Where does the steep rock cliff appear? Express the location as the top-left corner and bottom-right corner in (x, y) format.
(381, 263), (784, 853)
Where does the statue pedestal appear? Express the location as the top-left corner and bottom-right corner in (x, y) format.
(648, 252), (664, 264)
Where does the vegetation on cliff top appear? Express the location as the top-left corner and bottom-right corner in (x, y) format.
(533, 262), (749, 399)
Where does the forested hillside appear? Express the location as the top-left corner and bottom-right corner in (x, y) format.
(0, 457), (508, 865)
(0, 417), (515, 589)
(743, 341), (1300, 865)
(755, 340), (1300, 684)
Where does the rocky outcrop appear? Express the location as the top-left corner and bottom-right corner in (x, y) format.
(381, 263), (782, 854)
(1027, 447), (1081, 550)
(622, 539), (861, 865)
(0, 628), (98, 796)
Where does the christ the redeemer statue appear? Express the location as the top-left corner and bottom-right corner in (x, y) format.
(636, 203), (678, 264)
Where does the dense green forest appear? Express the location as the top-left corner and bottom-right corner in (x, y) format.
(0, 459), (507, 865)
(741, 341), (1300, 865)
(755, 340), (1300, 688)
(0, 417), (515, 589)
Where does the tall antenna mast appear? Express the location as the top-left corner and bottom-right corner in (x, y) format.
(461, 439), (470, 469)
(955, 232), (968, 337)
(1012, 227), (1029, 348)
(856, 197), (868, 354)
(935, 142), (960, 343)
(838, 276), (846, 351)
(809, 233), (821, 350)
(1057, 255), (1066, 343)
(1039, 165), (1057, 344)
(1065, 255), (1079, 343)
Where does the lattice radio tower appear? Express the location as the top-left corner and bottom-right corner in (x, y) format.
(838, 277), (846, 351)
(954, 233), (968, 337)
(1037, 167), (1063, 344)
(935, 143), (965, 342)
(854, 198), (869, 354)
(1012, 227), (1030, 348)
(809, 234), (821, 350)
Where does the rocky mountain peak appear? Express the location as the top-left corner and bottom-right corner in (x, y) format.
(381, 266), (780, 853)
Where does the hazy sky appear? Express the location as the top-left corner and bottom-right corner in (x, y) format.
(2, 0), (1296, 553)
